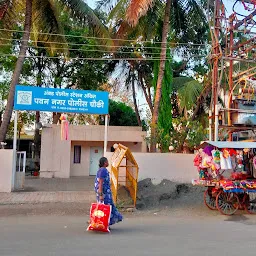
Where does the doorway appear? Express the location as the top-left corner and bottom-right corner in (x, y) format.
(89, 147), (103, 175)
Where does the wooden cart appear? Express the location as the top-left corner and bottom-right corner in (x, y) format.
(193, 141), (256, 215)
(203, 182), (256, 215)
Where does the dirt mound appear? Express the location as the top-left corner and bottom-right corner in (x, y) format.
(117, 186), (133, 207)
(136, 178), (205, 210)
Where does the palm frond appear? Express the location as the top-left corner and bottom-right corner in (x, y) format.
(32, 0), (68, 55)
(0, 0), (24, 30)
(172, 77), (195, 90)
(126, 0), (154, 27)
(112, 0), (163, 50)
(0, 0), (25, 45)
(174, 77), (202, 112)
(58, 0), (113, 45)
(171, 0), (208, 44)
(96, 0), (115, 11)
(0, 0), (9, 20)
(114, 20), (131, 41)
(130, 0), (163, 40)
(108, 0), (128, 22)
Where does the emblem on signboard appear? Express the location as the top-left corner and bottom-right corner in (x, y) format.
(17, 91), (32, 105)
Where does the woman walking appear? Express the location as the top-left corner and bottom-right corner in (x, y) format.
(94, 157), (123, 225)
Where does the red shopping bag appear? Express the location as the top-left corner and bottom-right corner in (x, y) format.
(87, 203), (112, 233)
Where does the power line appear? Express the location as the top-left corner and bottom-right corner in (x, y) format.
(0, 36), (198, 50)
(0, 37), (208, 51)
(0, 42), (207, 56)
(0, 42), (163, 55)
(0, 53), (175, 61)
(0, 53), (207, 61)
(0, 28), (209, 46)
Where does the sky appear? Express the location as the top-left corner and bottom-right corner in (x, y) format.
(87, 0), (96, 8)
(224, 0), (249, 16)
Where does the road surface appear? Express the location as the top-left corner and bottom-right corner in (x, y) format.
(1, 212), (256, 256)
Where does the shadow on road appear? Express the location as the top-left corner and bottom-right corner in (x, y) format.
(223, 213), (256, 225)
(87, 227), (147, 235)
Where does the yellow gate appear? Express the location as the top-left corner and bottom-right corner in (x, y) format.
(110, 144), (139, 207)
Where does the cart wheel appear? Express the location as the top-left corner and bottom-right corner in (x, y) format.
(216, 191), (239, 215)
(204, 188), (217, 210)
(244, 193), (256, 214)
(238, 193), (246, 210)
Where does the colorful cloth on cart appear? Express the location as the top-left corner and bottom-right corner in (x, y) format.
(220, 152), (232, 170)
(192, 179), (218, 186)
(94, 167), (123, 226)
(219, 180), (256, 192)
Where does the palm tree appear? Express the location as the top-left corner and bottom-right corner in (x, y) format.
(127, 0), (209, 151)
(172, 76), (203, 119)
(99, 0), (208, 151)
(0, 0), (110, 143)
(172, 74), (216, 152)
(147, 0), (171, 152)
(0, 0), (32, 143)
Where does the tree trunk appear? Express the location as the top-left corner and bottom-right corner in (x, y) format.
(150, 0), (171, 152)
(131, 72), (142, 126)
(53, 112), (61, 124)
(34, 51), (43, 163)
(0, 0), (32, 143)
(0, 2), (9, 20)
(34, 111), (40, 162)
(52, 74), (62, 124)
(138, 71), (153, 114)
(147, 84), (152, 109)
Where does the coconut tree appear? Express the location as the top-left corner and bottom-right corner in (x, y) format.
(99, 0), (208, 151)
(0, 0), (110, 142)
(0, 0), (31, 143)
(126, 0), (208, 152)
(171, 73), (217, 152)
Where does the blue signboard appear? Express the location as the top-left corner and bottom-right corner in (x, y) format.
(14, 85), (109, 114)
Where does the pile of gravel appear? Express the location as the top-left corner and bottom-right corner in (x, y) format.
(136, 178), (205, 210)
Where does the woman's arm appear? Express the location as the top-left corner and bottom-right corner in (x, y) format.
(98, 178), (104, 201)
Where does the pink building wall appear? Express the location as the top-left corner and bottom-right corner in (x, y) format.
(40, 125), (147, 178)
